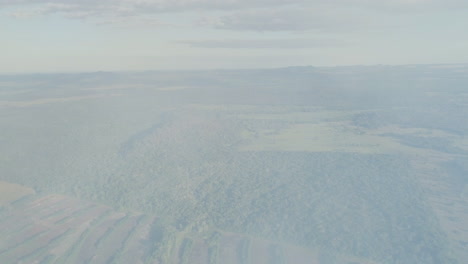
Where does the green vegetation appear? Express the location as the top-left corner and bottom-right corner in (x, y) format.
(179, 238), (193, 264)
(1, 66), (467, 263)
(237, 238), (250, 264)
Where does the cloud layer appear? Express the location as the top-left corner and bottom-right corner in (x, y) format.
(1, 0), (304, 15)
(199, 7), (369, 32)
(2, 0), (467, 11)
(180, 38), (348, 49)
(2, 0), (468, 31)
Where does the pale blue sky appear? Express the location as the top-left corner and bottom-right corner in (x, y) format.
(1, 0), (468, 73)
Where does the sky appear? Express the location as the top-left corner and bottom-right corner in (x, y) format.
(1, 0), (468, 73)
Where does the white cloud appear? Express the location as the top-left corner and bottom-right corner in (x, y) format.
(2, 0), (467, 30)
(199, 7), (370, 32)
(0, 0), (305, 13)
(2, 0), (467, 10)
(179, 38), (348, 49)
(0, 0), (305, 28)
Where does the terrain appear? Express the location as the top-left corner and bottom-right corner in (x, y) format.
(0, 64), (467, 263)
